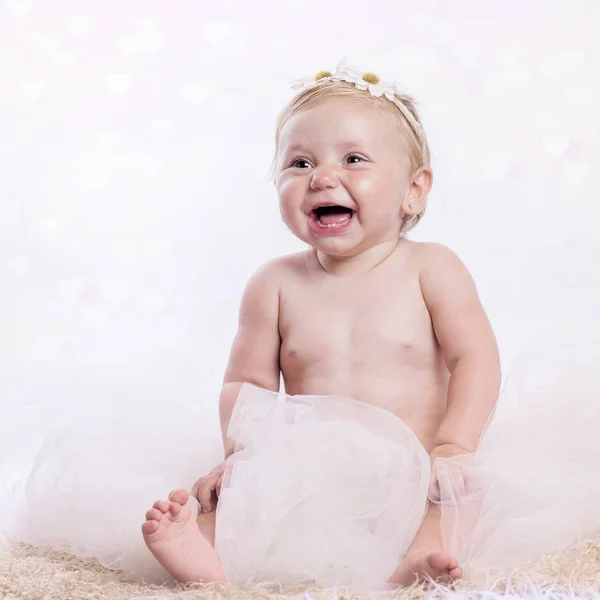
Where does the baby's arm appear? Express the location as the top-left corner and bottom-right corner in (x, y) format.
(419, 243), (501, 455)
(219, 261), (282, 457)
(193, 261), (282, 512)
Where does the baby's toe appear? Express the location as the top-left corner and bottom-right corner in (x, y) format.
(427, 552), (451, 571)
(145, 508), (163, 522)
(169, 489), (190, 505)
(153, 499), (170, 513)
(168, 501), (183, 517)
(141, 519), (160, 535)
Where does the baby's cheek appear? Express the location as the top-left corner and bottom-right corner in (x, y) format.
(278, 190), (302, 228)
(277, 178), (299, 205)
(278, 187), (296, 213)
(352, 174), (379, 195)
(279, 202), (293, 225)
(352, 175), (396, 208)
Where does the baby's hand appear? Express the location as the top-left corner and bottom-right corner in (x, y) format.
(428, 443), (471, 503)
(191, 462), (226, 514)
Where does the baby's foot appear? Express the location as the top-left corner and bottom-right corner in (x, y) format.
(390, 550), (462, 587)
(142, 488), (225, 583)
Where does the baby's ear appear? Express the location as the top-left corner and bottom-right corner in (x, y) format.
(404, 166), (433, 213)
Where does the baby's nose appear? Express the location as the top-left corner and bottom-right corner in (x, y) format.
(310, 168), (339, 190)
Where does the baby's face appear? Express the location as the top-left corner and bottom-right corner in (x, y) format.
(275, 97), (412, 257)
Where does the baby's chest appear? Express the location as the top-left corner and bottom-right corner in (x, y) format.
(279, 283), (433, 364)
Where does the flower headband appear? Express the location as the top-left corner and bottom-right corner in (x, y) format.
(290, 59), (427, 158)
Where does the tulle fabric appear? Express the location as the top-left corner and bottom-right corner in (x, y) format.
(214, 384), (431, 589)
(434, 344), (600, 586)
(2, 342), (600, 590)
(3, 394), (223, 583)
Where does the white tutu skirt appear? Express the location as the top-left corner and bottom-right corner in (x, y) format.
(1, 392), (223, 583)
(215, 384), (430, 589)
(435, 347), (600, 585)
(2, 346), (600, 590)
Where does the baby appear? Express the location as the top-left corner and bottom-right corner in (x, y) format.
(141, 61), (501, 588)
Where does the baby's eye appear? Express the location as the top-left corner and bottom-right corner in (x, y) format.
(290, 158), (312, 169)
(346, 154), (365, 164)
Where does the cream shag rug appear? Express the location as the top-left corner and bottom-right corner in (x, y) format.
(2, 540), (600, 600)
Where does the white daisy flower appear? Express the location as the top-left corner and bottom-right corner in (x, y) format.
(290, 68), (336, 92)
(332, 58), (361, 83)
(331, 59), (392, 97)
(289, 76), (318, 92)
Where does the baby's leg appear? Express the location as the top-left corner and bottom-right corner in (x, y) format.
(196, 508), (216, 546)
(142, 489), (226, 583)
(387, 501), (462, 586)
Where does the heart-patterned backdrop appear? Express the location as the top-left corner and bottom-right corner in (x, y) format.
(0, 0), (598, 492)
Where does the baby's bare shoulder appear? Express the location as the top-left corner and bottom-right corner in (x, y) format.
(406, 241), (467, 276)
(406, 239), (457, 258)
(245, 251), (309, 297)
(252, 251), (308, 280)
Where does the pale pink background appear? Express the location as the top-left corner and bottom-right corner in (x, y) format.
(0, 0), (598, 419)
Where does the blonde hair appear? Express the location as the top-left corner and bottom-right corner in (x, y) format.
(269, 79), (432, 234)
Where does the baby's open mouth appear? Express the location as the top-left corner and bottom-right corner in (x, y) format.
(311, 205), (355, 228)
